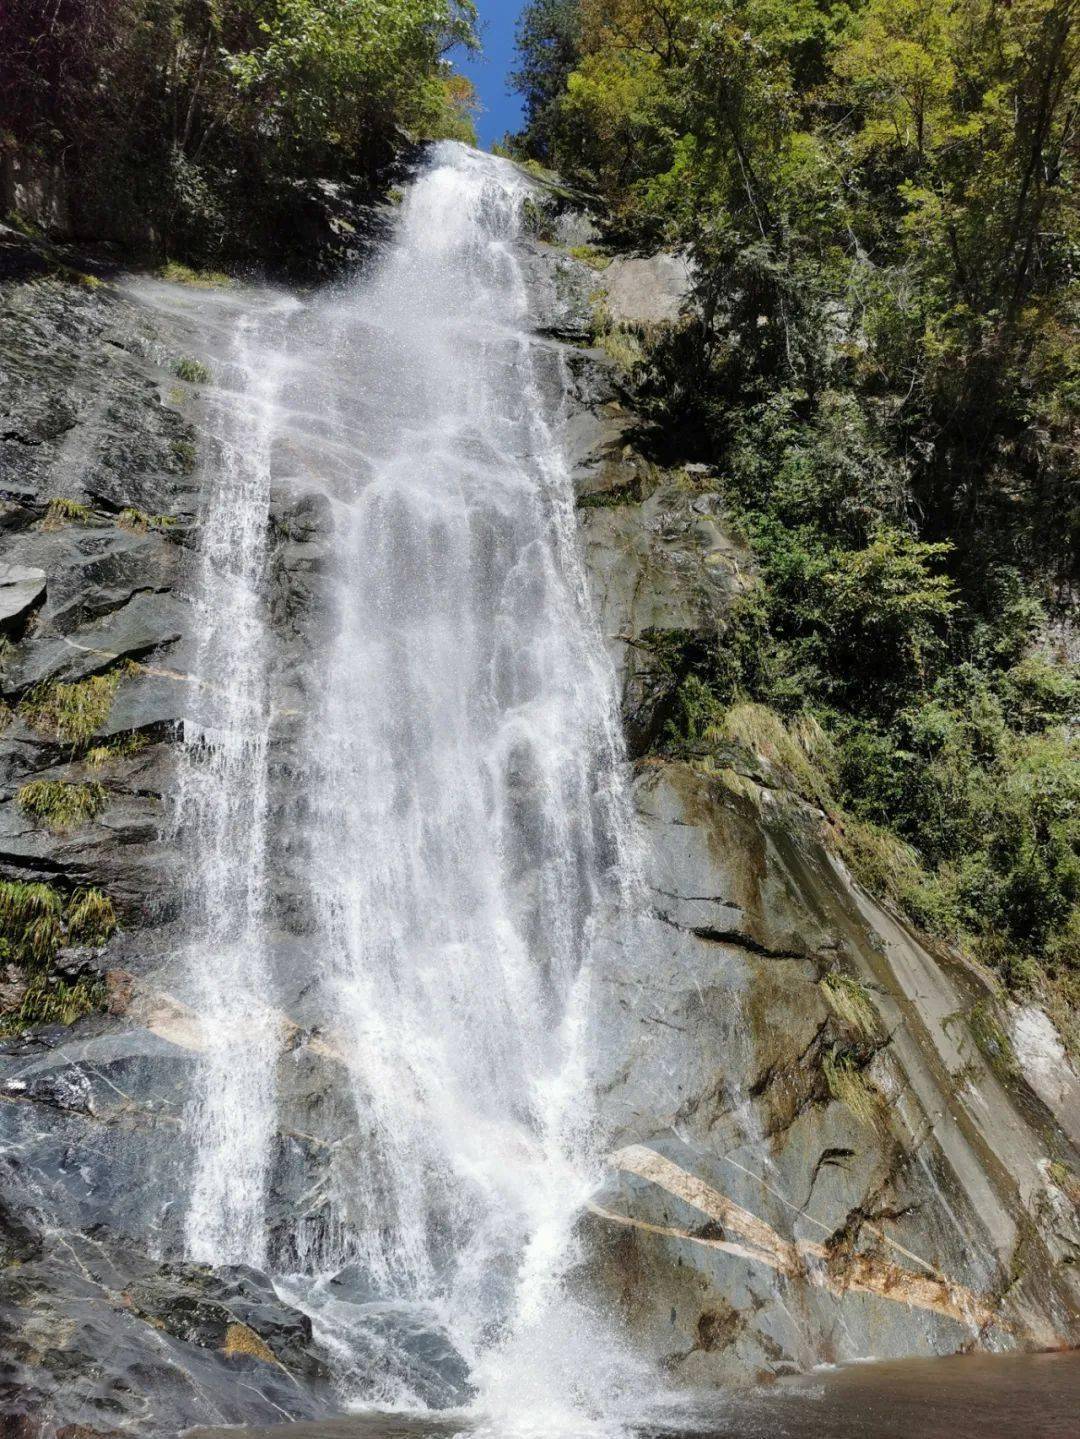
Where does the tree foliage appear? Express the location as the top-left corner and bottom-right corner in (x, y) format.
(515, 0), (1079, 1012)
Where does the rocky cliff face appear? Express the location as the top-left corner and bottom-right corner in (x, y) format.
(535, 225), (1080, 1378)
(0, 184), (1077, 1438)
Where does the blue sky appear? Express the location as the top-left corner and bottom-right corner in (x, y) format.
(456, 2), (527, 150)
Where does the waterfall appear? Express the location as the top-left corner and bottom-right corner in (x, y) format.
(180, 298), (296, 1267)
(181, 143), (641, 1426)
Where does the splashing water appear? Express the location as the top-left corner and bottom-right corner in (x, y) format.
(181, 143), (648, 1432)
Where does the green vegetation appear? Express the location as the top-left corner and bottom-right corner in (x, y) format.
(85, 733), (149, 769)
(567, 243), (611, 270)
(16, 780), (108, 833)
(577, 480), (643, 508)
(10, 972), (106, 1032)
(170, 439), (197, 473)
(3, 0), (479, 265)
(0, 879), (115, 1034)
(158, 262), (232, 287)
(173, 358), (211, 385)
(0, 879), (116, 961)
(119, 506), (179, 532)
(513, 0), (1080, 1029)
(19, 670), (128, 747)
(0, 881), (64, 965)
(66, 887), (119, 946)
(41, 497), (92, 530)
(966, 999), (1019, 1082)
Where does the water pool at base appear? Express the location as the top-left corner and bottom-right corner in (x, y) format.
(187, 1350), (1079, 1439)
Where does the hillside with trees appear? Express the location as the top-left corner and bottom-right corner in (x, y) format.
(1, 0), (479, 264)
(512, 0), (1080, 1041)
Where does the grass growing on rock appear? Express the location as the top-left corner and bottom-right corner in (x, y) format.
(119, 506), (178, 533)
(568, 243), (612, 271)
(158, 261), (232, 288)
(85, 733), (149, 769)
(42, 497), (92, 530)
(16, 780), (108, 833)
(588, 294), (644, 371)
(822, 1044), (882, 1128)
(12, 972), (106, 1032)
(0, 879), (117, 963)
(0, 881), (63, 965)
(820, 973), (879, 1038)
(717, 702), (835, 810)
(19, 670), (127, 746)
(66, 888), (118, 946)
(967, 1000), (1018, 1083)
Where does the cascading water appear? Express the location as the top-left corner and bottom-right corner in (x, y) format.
(179, 299), (296, 1269)
(181, 143), (645, 1429)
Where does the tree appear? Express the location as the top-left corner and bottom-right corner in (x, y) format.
(511, 0), (582, 160)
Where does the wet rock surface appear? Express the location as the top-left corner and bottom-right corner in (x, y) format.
(0, 232), (344, 1436)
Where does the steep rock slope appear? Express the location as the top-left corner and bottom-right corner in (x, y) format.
(536, 228), (1080, 1377)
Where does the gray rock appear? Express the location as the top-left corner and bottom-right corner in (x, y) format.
(579, 762), (1080, 1384)
(599, 251), (693, 327)
(8, 590), (186, 692)
(581, 480), (753, 752)
(0, 564), (45, 630)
